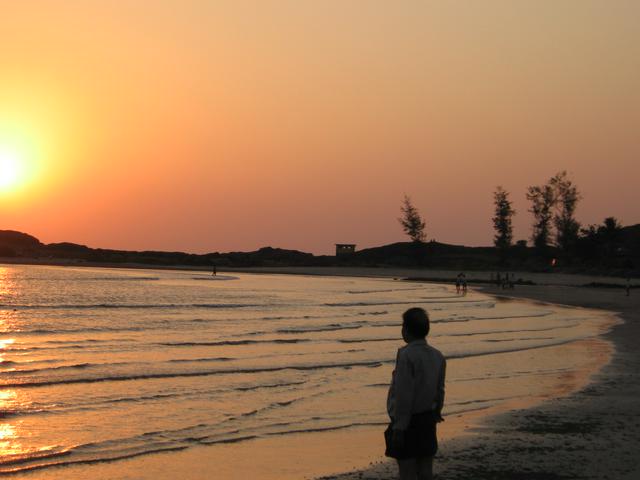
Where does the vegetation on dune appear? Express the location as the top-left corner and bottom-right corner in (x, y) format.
(493, 186), (515, 255)
(526, 183), (556, 251)
(398, 194), (426, 243)
(0, 179), (636, 275)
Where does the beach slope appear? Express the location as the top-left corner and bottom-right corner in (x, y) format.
(319, 285), (640, 480)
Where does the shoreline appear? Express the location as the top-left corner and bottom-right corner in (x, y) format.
(3, 263), (637, 478)
(2, 259), (635, 289)
(317, 284), (640, 480)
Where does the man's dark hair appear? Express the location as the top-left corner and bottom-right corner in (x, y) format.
(403, 307), (430, 338)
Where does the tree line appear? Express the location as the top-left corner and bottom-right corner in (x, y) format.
(399, 171), (628, 266)
(493, 171), (626, 264)
(493, 171), (581, 253)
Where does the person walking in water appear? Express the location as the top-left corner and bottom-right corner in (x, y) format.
(386, 307), (446, 480)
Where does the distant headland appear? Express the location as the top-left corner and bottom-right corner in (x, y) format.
(0, 228), (637, 277)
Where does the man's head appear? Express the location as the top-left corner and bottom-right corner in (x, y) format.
(402, 307), (430, 342)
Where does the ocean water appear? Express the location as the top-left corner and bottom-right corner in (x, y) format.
(0, 265), (616, 478)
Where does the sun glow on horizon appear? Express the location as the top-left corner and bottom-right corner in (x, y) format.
(0, 2), (637, 251)
(0, 122), (46, 197)
(0, 148), (23, 190)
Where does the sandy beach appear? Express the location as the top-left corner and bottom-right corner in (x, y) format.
(317, 281), (640, 480)
(1, 264), (637, 479)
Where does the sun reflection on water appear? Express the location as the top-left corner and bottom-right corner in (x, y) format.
(0, 338), (15, 365)
(0, 428), (16, 456)
(0, 390), (22, 457)
(1, 389), (63, 466)
(0, 267), (21, 334)
(0, 266), (16, 295)
(0, 267), (24, 460)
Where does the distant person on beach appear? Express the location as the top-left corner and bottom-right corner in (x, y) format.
(461, 273), (467, 295)
(501, 272), (515, 290)
(455, 274), (462, 294)
(385, 307), (446, 480)
(212, 265), (217, 276)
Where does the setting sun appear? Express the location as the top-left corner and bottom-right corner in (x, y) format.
(0, 125), (45, 196)
(0, 149), (23, 190)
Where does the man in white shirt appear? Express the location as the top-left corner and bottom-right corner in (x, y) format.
(386, 307), (446, 480)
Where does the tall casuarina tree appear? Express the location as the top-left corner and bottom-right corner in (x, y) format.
(550, 171), (581, 253)
(526, 183), (555, 250)
(399, 194), (426, 242)
(492, 186), (515, 253)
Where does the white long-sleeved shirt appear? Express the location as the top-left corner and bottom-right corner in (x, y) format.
(386, 339), (446, 431)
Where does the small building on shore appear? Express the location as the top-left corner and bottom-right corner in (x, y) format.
(335, 244), (356, 256)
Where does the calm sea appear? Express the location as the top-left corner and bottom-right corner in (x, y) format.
(0, 265), (615, 477)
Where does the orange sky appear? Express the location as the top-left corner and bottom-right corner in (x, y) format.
(0, 1), (638, 254)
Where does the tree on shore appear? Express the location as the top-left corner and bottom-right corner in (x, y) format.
(578, 217), (623, 261)
(492, 186), (515, 253)
(599, 217), (623, 251)
(550, 171), (581, 253)
(526, 183), (555, 250)
(399, 195), (426, 242)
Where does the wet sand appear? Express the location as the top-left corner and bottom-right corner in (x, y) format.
(3, 263), (637, 479)
(318, 284), (640, 480)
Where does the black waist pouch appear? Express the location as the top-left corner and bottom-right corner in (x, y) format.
(384, 411), (438, 459)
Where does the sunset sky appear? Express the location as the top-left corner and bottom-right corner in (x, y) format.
(0, 1), (638, 254)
